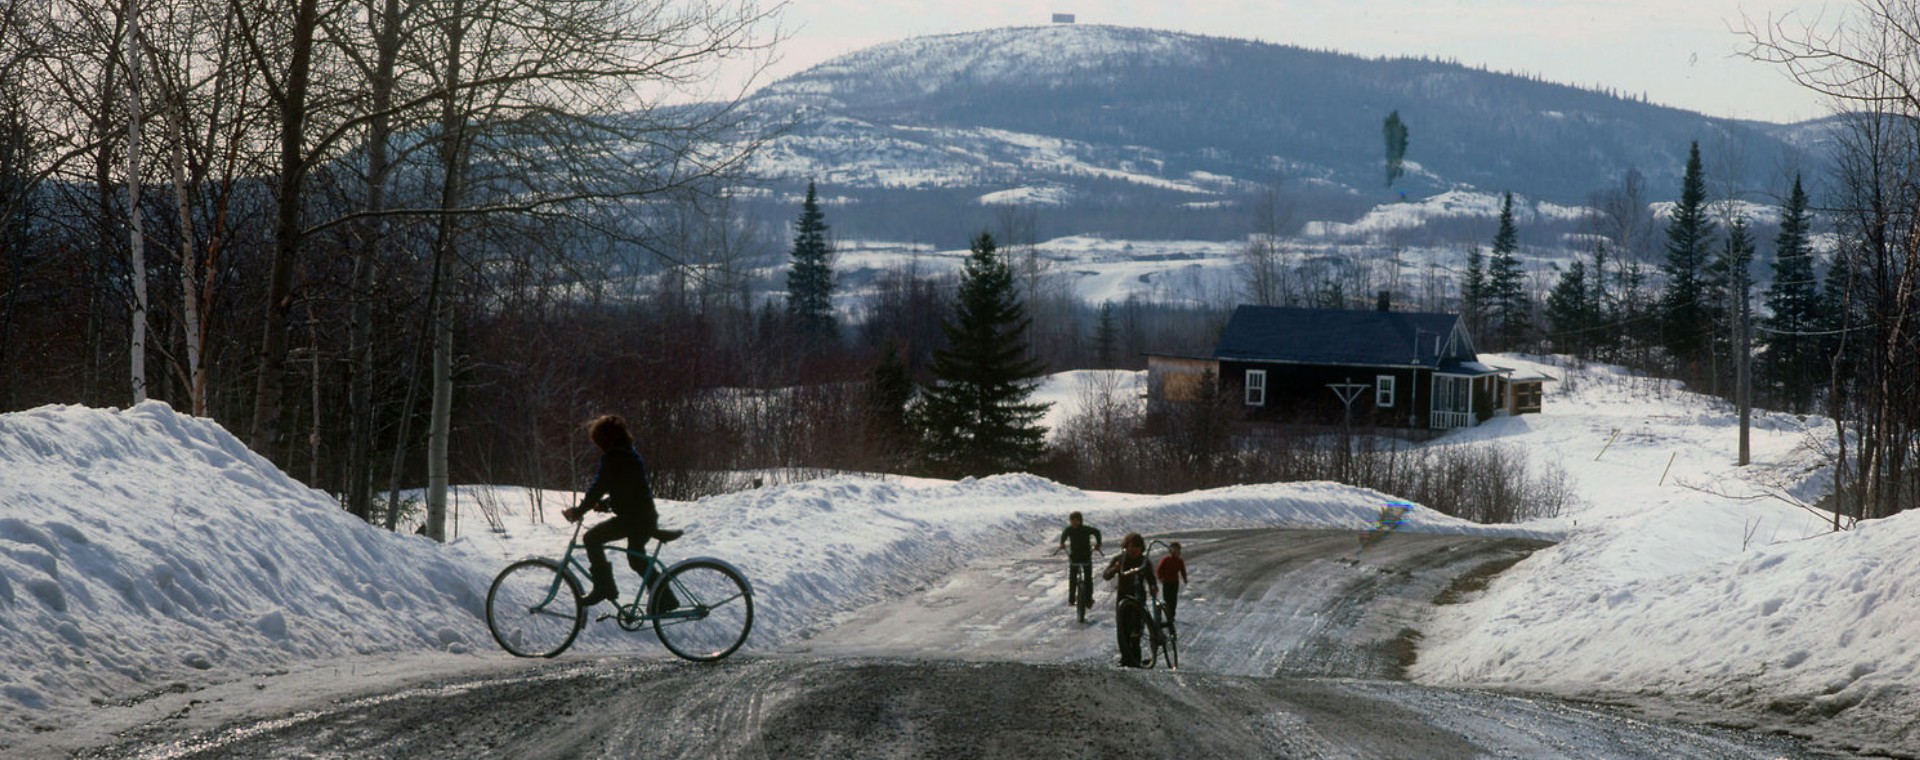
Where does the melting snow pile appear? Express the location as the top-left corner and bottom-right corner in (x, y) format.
(0, 399), (1528, 749)
(0, 403), (494, 741)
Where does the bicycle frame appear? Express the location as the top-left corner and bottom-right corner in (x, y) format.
(545, 521), (702, 624)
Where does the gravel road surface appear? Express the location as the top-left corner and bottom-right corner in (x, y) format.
(79, 529), (1829, 759)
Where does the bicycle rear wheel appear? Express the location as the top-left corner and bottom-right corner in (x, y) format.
(652, 560), (753, 662)
(486, 559), (585, 658)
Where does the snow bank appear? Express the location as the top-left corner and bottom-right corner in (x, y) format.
(0, 400), (1529, 750)
(0, 403), (494, 741)
(11, 352), (1912, 754)
(1415, 510), (1920, 753)
(1410, 355), (1918, 755)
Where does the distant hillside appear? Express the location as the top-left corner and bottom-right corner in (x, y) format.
(737, 25), (1826, 243)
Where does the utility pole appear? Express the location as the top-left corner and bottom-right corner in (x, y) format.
(1328, 378), (1371, 480)
(1737, 244), (1752, 466)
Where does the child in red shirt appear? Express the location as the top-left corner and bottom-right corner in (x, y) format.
(1155, 541), (1188, 630)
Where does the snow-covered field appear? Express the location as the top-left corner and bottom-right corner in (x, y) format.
(823, 189), (1612, 310)
(2, 355), (1915, 755)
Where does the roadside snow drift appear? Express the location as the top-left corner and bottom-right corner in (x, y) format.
(0, 399), (1529, 749)
(6, 354), (1917, 756)
(0, 403), (494, 738)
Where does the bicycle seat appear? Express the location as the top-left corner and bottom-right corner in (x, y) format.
(652, 528), (684, 543)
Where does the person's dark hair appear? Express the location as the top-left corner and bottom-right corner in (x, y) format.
(1122, 532), (1144, 551)
(1069, 511), (1083, 522)
(1170, 541), (1182, 551)
(587, 414), (634, 451)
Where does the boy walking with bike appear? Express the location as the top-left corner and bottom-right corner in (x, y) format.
(1057, 512), (1103, 617)
(1103, 532), (1157, 667)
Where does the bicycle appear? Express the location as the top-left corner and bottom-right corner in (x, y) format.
(485, 519), (754, 661)
(1113, 543), (1179, 670)
(1144, 539), (1179, 670)
(1058, 547), (1103, 623)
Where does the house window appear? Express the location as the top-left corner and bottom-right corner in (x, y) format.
(1376, 375), (1396, 407)
(1245, 369), (1267, 406)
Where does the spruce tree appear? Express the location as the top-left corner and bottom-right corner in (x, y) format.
(1760, 176), (1822, 412)
(1487, 192), (1530, 350)
(1462, 245), (1487, 339)
(1660, 142), (1716, 372)
(1383, 110), (1410, 187)
(1588, 241), (1619, 357)
(786, 180), (836, 341)
(1546, 258), (1592, 357)
(866, 344), (915, 470)
(1714, 216), (1756, 397)
(1093, 301), (1119, 369)
(911, 233), (1051, 477)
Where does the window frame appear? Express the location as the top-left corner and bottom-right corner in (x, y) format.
(1376, 375), (1396, 407)
(1245, 369), (1267, 407)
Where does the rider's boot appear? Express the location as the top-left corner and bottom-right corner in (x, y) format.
(580, 560), (619, 606)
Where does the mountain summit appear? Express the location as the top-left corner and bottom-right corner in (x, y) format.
(742, 25), (1817, 242)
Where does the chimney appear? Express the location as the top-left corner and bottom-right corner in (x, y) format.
(1376, 290), (1391, 312)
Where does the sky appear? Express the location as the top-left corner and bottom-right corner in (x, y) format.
(738, 0), (1849, 124)
(6, 355), (1919, 755)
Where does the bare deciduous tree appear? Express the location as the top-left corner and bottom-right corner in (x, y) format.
(1742, 0), (1920, 522)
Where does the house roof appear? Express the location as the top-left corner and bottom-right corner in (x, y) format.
(1213, 305), (1472, 369)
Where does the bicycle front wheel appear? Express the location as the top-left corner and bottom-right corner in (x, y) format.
(1154, 607), (1178, 670)
(1141, 608), (1167, 669)
(486, 559), (585, 658)
(652, 560), (753, 662)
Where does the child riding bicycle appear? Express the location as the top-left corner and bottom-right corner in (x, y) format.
(561, 414), (674, 610)
(1057, 511), (1103, 614)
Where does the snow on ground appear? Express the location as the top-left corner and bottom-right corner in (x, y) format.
(1411, 354), (1917, 755)
(1301, 190), (1592, 240)
(1029, 369), (1143, 438)
(0, 397), (1529, 751)
(3, 352), (1916, 754)
(832, 234), (1246, 307)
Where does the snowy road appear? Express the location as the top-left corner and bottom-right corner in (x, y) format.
(78, 529), (1823, 758)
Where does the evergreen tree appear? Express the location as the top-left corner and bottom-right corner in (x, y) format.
(1660, 142), (1716, 372)
(1546, 258), (1593, 357)
(866, 344), (915, 470)
(1587, 241), (1619, 357)
(786, 180), (836, 341)
(1383, 110), (1410, 187)
(1487, 192), (1530, 350)
(1815, 244), (1854, 405)
(1462, 245), (1487, 339)
(1093, 301), (1119, 369)
(1711, 215), (1756, 397)
(911, 233), (1051, 477)
(1760, 176), (1823, 412)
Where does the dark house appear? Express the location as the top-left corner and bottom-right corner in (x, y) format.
(1148, 301), (1522, 430)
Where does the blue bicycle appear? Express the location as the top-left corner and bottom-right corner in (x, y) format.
(485, 520), (753, 661)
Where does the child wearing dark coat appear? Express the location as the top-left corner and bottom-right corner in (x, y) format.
(1102, 532), (1158, 667)
(562, 414), (661, 607)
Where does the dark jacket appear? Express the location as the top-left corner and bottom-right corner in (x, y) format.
(1104, 551), (1156, 601)
(582, 445), (658, 521)
(1058, 524), (1102, 562)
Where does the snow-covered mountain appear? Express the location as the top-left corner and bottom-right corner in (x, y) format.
(735, 24), (1824, 244)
